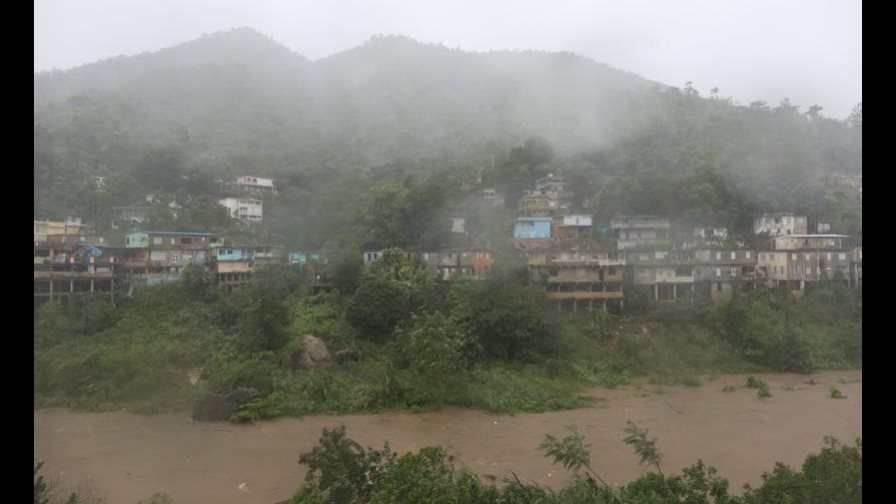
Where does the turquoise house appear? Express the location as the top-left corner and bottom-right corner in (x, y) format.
(513, 217), (552, 239)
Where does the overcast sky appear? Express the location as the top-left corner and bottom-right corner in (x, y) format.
(35, 0), (861, 119)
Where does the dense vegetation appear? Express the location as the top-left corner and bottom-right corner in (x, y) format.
(285, 424), (861, 503)
(34, 426), (861, 504)
(34, 252), (861, 418)
(34, 29), (861, 249)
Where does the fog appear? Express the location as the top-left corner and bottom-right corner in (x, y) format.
(35, 0), (860, 118)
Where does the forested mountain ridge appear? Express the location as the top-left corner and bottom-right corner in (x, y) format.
(34, 28), (861, 247)
(34, 28), (660, 166)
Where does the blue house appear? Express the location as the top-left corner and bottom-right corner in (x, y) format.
(513, 217), (552, 239)
(215, 247), (247, 262)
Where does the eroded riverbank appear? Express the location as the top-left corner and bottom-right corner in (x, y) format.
(34, 370), (861, 504)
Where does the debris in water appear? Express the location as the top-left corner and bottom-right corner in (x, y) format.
(238, 483), (249, 493)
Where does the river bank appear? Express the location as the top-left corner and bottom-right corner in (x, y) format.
(35, 369), (861, 504)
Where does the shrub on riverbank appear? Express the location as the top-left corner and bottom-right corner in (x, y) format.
(34, 271), (861, 418)
(286, 425), (861, 504)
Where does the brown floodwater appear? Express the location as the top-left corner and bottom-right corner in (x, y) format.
(34, 370), (861, 504)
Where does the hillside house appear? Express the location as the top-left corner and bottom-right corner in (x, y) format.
(753, 213), (808, 237)
(218, 197), (263, 222)
(231, 176), (278, 195)
(34, 242), (119, 305)
(554, 214), (593, 241)
(527, 250), (625, 312)
(692, 249), (757, 301)
(610, 215), (671, 250)
(122, 231), (220, 287)
(512, 217), (553, 250)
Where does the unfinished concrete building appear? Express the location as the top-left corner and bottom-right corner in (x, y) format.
(625, 249), (697, 301)
(528, 250), (625, 312)
(693, 249), (757, 301)
(34, 241), (118, 305)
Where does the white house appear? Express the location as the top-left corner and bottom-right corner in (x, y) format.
(219, 197), (263, 222)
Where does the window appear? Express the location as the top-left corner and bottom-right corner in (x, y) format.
(675, 267), (692, 276)
(838, 253), (846, 260)
(730, 268), (737, 277)
(716, 282), (722, 292)
(730, 251), (736, 260)
(746, 251), (751, 259)
(180, 237), (192, 245)
(791, 253), (797, 260)
(804, 253), (811, 260)
(715, 251), (721, 260)
(655, 251), (667, 259)
(170, 238), (176, 245)
(715, 268), (722, 277)
(153, 237), (162, 245)
(125, 237), (130, 245)
(607, 267), (616, 276)
(827, 252), (832, 260)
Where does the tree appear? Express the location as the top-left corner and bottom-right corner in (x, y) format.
(346, 275), (410, 342)
(457, 275), (559, 361)
(539, 425), (611, 487)
(623, 420), (664, 476)
(296, 425), (397, 504)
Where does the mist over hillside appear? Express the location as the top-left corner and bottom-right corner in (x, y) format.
(34, 27), (861, 246)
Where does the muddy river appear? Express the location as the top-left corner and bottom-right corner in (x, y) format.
(34, 370), (861, 504)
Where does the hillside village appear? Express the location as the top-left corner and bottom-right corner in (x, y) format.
(33, 171), (862, 308)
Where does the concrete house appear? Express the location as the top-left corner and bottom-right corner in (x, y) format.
(34, 241), (119, 305)
(123, 231), (221, 287)
(753, 213), (808, 237)
(554, 214), (593, 241)
(513, 217), (553, 250)
(218, 197), (263, 222)
(231, 176), (278, 195)
(624, 249), (698, 301)
(692, 249), (757, 301)
(213, 244), (286, 290)
(527, 250), (625, 312)
(610, 215), (671, 250)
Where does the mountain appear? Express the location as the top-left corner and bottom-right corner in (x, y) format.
(34, 29), (662, 168)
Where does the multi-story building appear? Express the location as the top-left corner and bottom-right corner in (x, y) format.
(610, 215), (671, 251)
(692, 249), (756, 301)
(757, 249), (851, 296)
(419, 249), (494, 280)
(213, 244), (286, 290)
(554, 214), (593, 241)
(753, 213), (808, 237)
(34, 217), (85, 243)
(122, 231), (221, 287)
(218, 197), (263, 222)
(512, 217), (553, 250)
(772, 234), (849, 251)
(34, 242), (119, 305)
(527, 250), (625, 312)
(518, 189), (565, 217)
(625, 249), (697, 301)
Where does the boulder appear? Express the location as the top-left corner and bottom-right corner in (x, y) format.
(191, 387), (259, 422)
(335, 348), (360, 363)
(293, 334), (331, 370)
